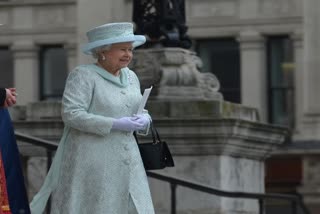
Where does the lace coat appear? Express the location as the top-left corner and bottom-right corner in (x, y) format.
(30, 64), (155, 214)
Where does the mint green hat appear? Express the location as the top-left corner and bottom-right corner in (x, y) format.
(81, 22), (146, 55)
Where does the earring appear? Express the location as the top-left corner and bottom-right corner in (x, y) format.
(101, 55), (106, 61)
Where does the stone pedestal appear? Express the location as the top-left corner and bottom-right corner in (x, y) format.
(142, 100), (287, 214)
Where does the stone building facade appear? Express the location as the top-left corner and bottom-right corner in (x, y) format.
(1, 0), (320, 213)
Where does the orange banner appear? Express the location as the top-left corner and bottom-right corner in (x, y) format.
(0, 151), (11, 214)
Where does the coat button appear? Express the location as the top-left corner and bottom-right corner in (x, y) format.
(124, 160), (130, 165)
(121, 91), (126, 95)
(124, 145), (130, 151)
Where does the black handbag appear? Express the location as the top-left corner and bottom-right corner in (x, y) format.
(134, 124), (174, 170)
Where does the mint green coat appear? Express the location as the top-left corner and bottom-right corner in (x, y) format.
(30, 64), (154, 214)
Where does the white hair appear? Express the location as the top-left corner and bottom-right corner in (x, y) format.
(92, 45), (112, 59)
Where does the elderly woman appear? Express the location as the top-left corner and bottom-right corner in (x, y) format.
(30, 22), (155, 214)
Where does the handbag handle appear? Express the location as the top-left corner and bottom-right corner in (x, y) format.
(134, 122), (160, 145)
(150, 124), (162, 144)
(150, 122), (157, 144)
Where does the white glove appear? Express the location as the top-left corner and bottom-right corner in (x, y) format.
(112, 116), (146, 132)
(133, 114), (150, 129)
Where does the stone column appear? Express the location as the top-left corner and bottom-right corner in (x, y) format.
(299, 156), (320, 214)
(291, 31), (304, 139)
(301, 0), (320, 139)
(64, 42), (77, 72)
(298, 2), (320, 213)
(11, 42), (39, 105)
(238, 30), (267, 122)
(77, 0), (117, 64)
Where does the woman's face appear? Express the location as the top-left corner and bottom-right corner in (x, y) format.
(102, 42), (133, 70)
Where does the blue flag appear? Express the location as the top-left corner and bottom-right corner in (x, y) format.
(0, 108), (31, 214)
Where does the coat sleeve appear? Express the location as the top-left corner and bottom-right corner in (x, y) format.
(61, 66), (114, 136)
(0, 88), (6, 107)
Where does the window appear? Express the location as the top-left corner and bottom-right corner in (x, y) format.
(0, 47), (14, 88)
(267, 36), (294, 128)
(196, 38), (241, 103)
(39, 45), (68, 100)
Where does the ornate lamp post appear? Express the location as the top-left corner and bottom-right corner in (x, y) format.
(133, 0), (192, 48)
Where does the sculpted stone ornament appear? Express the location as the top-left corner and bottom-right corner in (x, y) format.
(130, 48), (223, 101)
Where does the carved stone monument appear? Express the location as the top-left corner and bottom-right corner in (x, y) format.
(130, 48), (223, 101)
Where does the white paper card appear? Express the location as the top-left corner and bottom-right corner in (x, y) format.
(136, 86), (153, 114)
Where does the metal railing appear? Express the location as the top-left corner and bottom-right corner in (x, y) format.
(15, 131), (310, 214)
(146, 172), (310, 214)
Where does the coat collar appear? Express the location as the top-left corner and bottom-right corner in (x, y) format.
(89, 64), (129, 87)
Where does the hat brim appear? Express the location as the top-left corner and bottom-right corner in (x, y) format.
(81, 35), (146, 55)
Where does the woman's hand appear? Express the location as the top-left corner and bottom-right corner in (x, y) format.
(4, 88), (17, 107)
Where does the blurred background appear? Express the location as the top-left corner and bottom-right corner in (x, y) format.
(1, 0), (320, 213)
